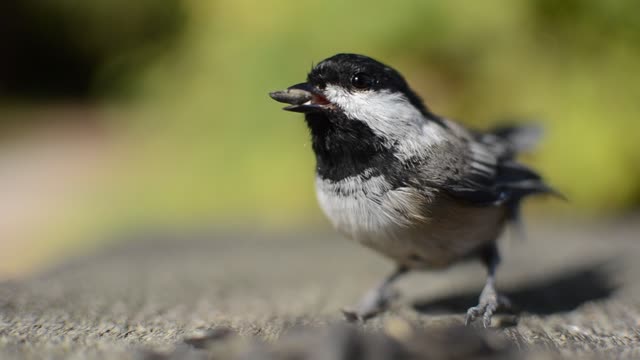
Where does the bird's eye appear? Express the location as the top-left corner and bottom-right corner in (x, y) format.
(351, 72), (373, 89)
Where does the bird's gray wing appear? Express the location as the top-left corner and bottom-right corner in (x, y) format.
(422, 121), (559, 207)
(443, 155), (557, 206)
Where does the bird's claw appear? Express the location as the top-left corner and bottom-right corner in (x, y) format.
(341, 288), (399, 323)
(341, 308), (379, 322)
(464, 294), (511, 327)
(465, 302), (498, 328)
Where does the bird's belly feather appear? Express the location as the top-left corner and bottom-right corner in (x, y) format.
(316, 175), (506, 269)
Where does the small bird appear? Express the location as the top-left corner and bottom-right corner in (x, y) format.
(269, 54), (561, 327)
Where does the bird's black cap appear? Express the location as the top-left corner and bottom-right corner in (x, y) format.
(306, 53), (432, 116)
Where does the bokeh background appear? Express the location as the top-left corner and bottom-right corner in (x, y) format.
(1, 0), (638, 278)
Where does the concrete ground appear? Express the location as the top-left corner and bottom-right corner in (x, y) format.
(1, 218), (639, 359)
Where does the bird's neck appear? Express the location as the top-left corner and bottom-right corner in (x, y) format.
(305, 112), (396, 182)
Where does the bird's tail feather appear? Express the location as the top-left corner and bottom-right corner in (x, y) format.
(488, 123), (544, 154)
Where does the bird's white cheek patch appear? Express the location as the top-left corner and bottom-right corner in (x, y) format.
(323, 86), (422, 129)
(322, 85), (447, 158)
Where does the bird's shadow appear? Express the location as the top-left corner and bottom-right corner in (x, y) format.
(413, 260), (618, 316)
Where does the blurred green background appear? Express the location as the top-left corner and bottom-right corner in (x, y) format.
(0, 0), (638, 277)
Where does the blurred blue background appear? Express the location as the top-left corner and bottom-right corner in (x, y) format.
(0, 0), (638, 277)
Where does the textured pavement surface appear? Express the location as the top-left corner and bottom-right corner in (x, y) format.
(1, 218), (639, 359)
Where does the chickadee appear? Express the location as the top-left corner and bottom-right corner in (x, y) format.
(269, 53), (560, 327)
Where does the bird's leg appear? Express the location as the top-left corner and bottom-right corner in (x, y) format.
(342, 265), (409, 322)
(465, 245), (511, 327)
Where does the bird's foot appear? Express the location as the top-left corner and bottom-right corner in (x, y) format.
(341, 287), (399, 322)
(465, 287), (511, 328)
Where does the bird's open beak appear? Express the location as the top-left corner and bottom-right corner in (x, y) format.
(269, 82), (331, 113)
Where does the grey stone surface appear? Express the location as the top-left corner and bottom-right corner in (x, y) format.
(1, 218), (639, 359)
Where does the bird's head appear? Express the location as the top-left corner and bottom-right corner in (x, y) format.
(270, 54), (436, 148)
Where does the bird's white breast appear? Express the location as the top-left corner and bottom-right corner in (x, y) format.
(315, 172), (433, 263)
(317, 172), (388, 233)
(315, 172), (506, 268)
